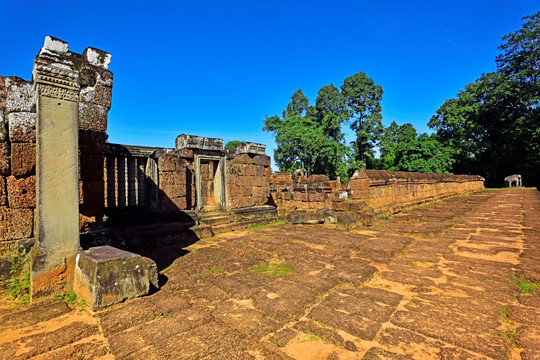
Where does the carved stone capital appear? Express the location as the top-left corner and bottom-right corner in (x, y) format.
(33, 58), (80, 101)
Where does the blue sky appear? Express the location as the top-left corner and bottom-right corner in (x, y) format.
(1, 1), (538, 167)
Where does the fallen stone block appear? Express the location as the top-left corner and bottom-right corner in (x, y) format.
(286, 211), (305, 225)
(73, 246), (157, 309)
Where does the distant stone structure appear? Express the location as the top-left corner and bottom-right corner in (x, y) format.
(0, 36), (486, 306)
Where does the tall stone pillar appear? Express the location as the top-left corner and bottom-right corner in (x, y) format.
(31, 37), (81, 297)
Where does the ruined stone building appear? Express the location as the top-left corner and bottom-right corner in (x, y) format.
(0, 37), (484, 305)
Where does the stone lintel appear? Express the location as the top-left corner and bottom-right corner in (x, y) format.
(234, 142), (266, 155)
(176, 134), (223, 151)
(73, 246), (157, 309)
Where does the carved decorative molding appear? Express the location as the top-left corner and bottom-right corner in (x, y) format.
(33, 58), (80, 101)
(36, 83), (79, 101)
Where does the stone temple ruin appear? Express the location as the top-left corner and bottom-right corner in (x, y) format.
(0, 37), (485, 307)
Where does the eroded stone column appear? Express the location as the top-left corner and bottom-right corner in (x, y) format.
(31, 37), (81, 297)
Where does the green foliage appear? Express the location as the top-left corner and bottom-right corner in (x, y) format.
(252, 263), (295, 277)
(224, 140), (245, 150)
(263, 81), (379, 180)
(430, 12), (540, 186)
(341, 72), (384, 167)
(6, 248), (31, 305)
(378, 121), (417, 169)
(201, 265), (222, 276)
(509, 275), (540, 294)
(392, 133), (454, 173)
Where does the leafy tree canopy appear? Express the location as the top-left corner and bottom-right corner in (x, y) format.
(341, 72), (384, 167)
(224, 140), (245, 150)
(430, 11), (540, 186)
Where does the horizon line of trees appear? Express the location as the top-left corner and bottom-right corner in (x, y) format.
(261, 11), (539, 187)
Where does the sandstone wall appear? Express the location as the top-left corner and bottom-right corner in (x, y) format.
(0, 76), (37, 265)
(78, 49), (113, 231)
(226, 151), (271, 209)
(348, 170), (485, 214)
(157, 148), (196, 211)
(270, 172), (345, 215)
(0, 47), (113, 270)
(271, 169), (485, 216)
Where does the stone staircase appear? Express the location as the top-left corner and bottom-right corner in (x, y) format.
(197, 206), (234, 226)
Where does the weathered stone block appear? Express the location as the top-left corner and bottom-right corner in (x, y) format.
(79, 85), (112, 109)
(79, 102), (108, 131)
(158, 154), (185, 172)
(79, 180), (104, 205)
(79, 130), (107, 154)
(6, 77), (35, 113)
(160, 184), (187, 198)
(0, 76), (6, 108)
(175, 134), (223, 151)
(0, 207), (33, 240)
(0, 176), (5, 206)
(79, 205), (103, 232)
(160, 171), (187, 186)
(254, 155), (271, 166)
(0, 109), (5, 142)
(80, 154), (104, 181)
(10, 143), (36, 177)
(8, 112), (36, 143)
(73, 246), (156, 309)
(7, 175), (35, 209)
(0, 142), (9, 176)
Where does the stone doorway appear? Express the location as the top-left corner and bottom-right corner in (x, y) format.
(195, 155), (227, 211)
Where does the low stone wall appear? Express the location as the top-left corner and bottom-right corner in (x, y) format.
(348, 170), (485, 214)
(270, 169), (485, 221)
(270, 172), (345, 215)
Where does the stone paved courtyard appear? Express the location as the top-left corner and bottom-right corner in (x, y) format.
(0, 188), (539, 359)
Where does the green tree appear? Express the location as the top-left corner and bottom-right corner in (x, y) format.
(392, 133), (453, 173)
(341, 72), (383, 168)
(430, 12), (540, 186)
(378, 121), (417, 169)
(264, 88), (350, 179)
(263, 115), (332, 176)
(282, 89), (312, 119)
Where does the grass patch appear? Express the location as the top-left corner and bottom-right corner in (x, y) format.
(247, 221), (284, 231)
(509, 275), (540, 295)
(494, 328), (522, 349)
(201, 265), (222, 276)
(379, 215), (392, 220)
(306, 332), (321, 341)
(252, 263), (295, 277)
(53, 291), (86, 312)
(162, 263), (175, 272)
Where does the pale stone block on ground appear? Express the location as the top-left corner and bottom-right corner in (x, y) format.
(74, 246), (157, 309)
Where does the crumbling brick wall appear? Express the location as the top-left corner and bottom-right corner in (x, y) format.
(78, 49), (113, 231)
(226, 151), (271, 209)
(0, 76), (37, 269)
(157, 149), (196, 211)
